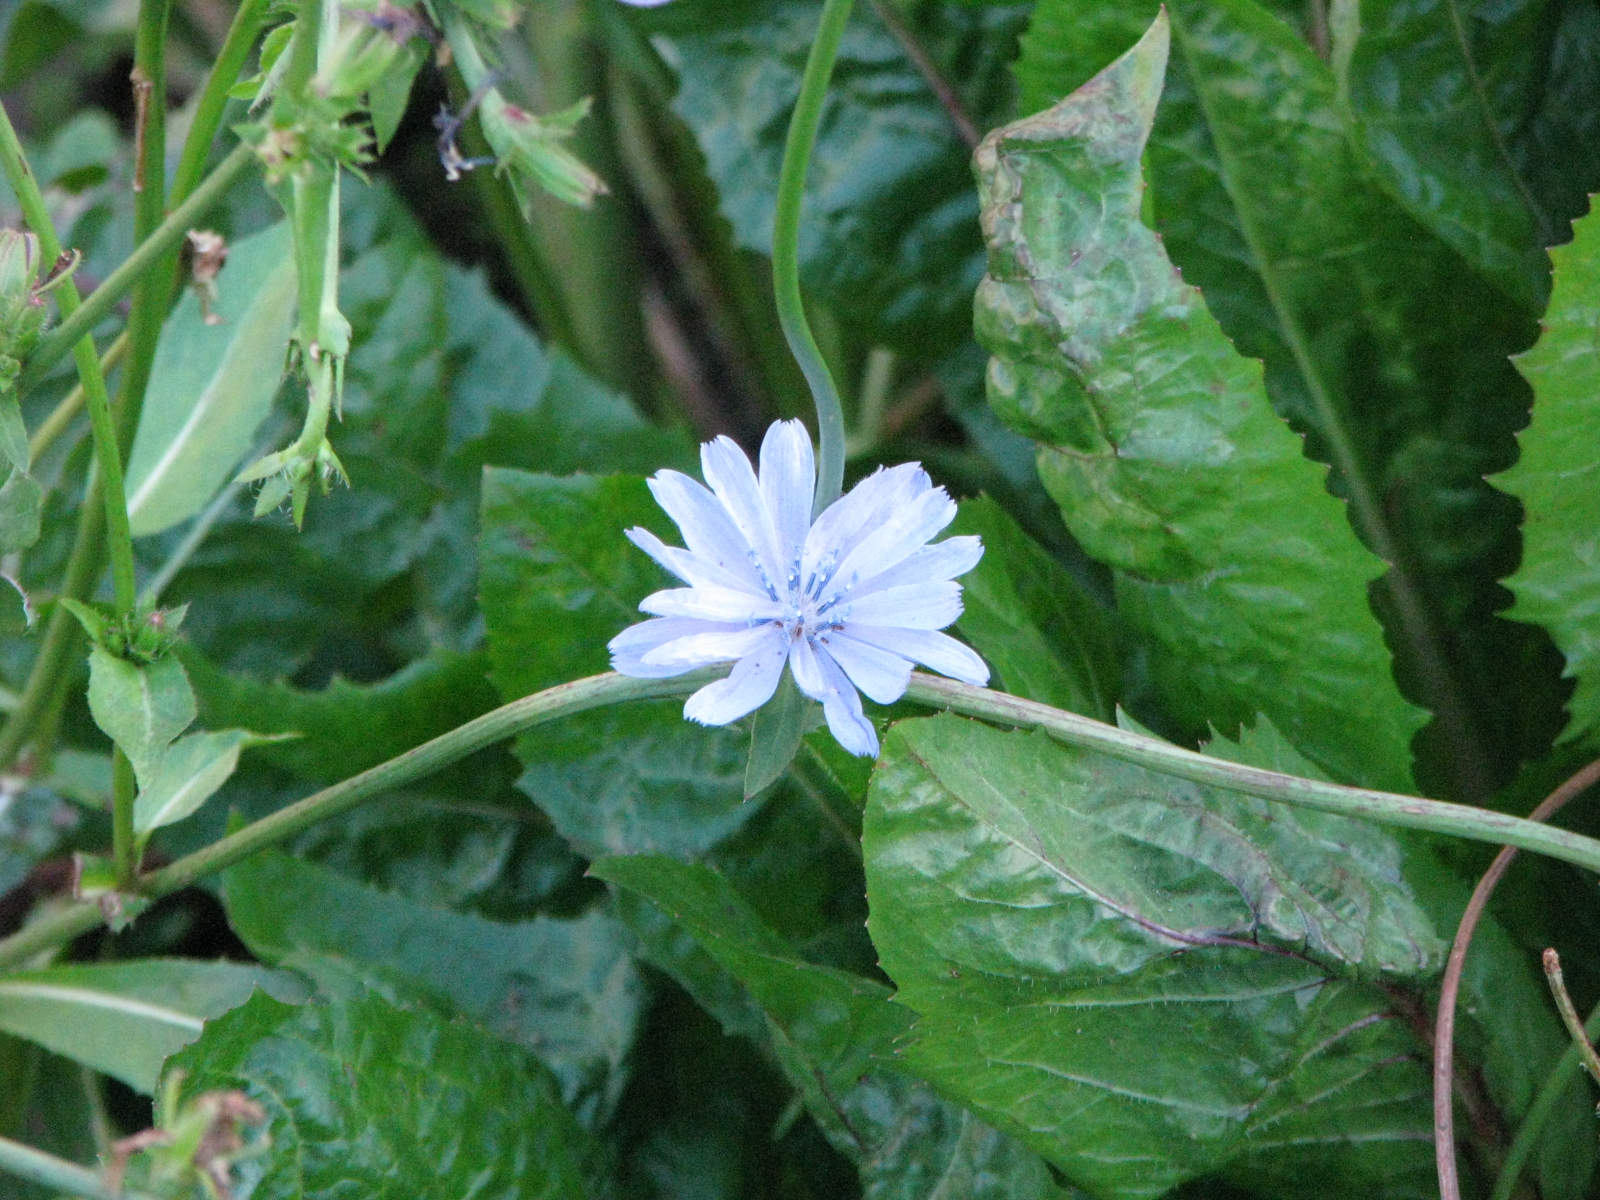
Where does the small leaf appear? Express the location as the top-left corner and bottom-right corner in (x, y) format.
(167, 988), (598, 1199)
(369, 40), (426, 153)
(0, 959), (302, 1094)
(745, 669), (818, 799)
(0, 393), (27, 473)
(0, 468), (41, 554)
(85, 648), (196, 788)
(132, 728), (269, 837)
(125, 221), (296, 537)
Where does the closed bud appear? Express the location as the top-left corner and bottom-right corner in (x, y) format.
(479, 92), (608, 211)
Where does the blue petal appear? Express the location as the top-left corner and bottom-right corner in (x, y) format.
(648, 471), (767, 594)
(849, 536), (983, 599)
(643, 624), (778, 670)
(836, 581), (963, 630)
(683, 627), (790, 725)
(610, 617), (744, 678)
(641, 587), (785, 622)
(838, 625), (989, 686)
(802, 464), (929, 597)
(817, 485), (957, 609)
(626, 527), (765, 595)
(701, 436), (788, 599)
(758, 420), (814, 583)
(817, 631), (912, 704)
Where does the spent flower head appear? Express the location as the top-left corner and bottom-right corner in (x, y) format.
(610, 420), (989, 757)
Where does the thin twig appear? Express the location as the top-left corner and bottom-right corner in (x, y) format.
(867, 0), (979, 150)
(1542, 949), (1600, 1084)
(1433, 757), (1600, 1200)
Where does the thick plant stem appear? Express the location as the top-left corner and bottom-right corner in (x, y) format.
(23, 143), (256, 388)
(1430, 756), (1600, 1200)
(170, 0), (267, 207)
(774, 0), (854, 516)
(0, 1133), (159, 1200)
(11, 672), (1600, 970)
(0, 103), (136, 614)
(111, 748), (137, 888)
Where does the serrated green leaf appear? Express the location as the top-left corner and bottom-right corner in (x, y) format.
(863, 713), (1443, 1197)
(595, 854), (1067, 1198)
(1013, 0), (1569, 800)
(951, 496), (1117, 719)
(132, 728), (263, 836)
(224, 850), (644, 1128)
(167, 988), (597, 1200)
(1500, 202), (1600, 745)
(978, 13), (1425, 790)
(0, 960), (302, 1094)
(125, 222), (296, 537)
(1335, 0), (1600, 312)
(85, 649), (195, 789)
(184, 646), (498, 783)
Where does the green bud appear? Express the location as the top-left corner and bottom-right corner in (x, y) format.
(0, 230), (73, 390)
(479, 92), (608, 211)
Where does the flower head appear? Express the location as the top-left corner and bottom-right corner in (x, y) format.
(610, 420), (989, 757)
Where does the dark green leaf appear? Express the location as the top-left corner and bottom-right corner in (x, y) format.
(184, 646), (499, 783)
(596, 853), (1068, 1198)
(224, 849), (644, 1128)
(1013, 0), (1567, 799)
(125, 221), (296, 537)
(744, 671), (818, 799)
(1500, 202), (1600, 745)
(978, 13), (1425, 790)
(0, 959), (302, 1094)
(168, 988), (597, 1199)
(0, 469), (41, 555)
(1334, 0), (1600, 311)
(951, 496), (1117, 719)
(864, 713), (1442, 1196)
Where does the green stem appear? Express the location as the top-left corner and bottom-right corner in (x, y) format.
(774, 0), (853, 516)
(111, 747), (136, 888)
(22, 142), (256, 389)
(1492, 1000), (1600, 1200)
(10, 672), (1600, 970)
(0, 103), (135, 615)
(27, 332), (129, 465)
(170, 0), (267, 208)
(0, 1133), (158, 1200)
(119, 0), (175, 466)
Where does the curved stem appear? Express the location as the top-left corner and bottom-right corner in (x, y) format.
(773, 0), (853, 516)
(0, 1133), (158, 1200)
(1431, 757), (1600, 1200)
(0, 103), (136, 614)
(170, 0), (267, 208)
(1493, 1000), (1600, 1200)
(21, 142), (256, 390)
(10, 672), (1600, 970)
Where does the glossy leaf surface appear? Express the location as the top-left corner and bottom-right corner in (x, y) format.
(225, 849), (643, 1128)
(168, 988), (596, 1199)
(864, 713), (1440, 1197)
(977, 15), (1424, 789)
(0, 959), (299, 1093)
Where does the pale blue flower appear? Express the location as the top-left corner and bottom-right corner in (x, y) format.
(610, 420), (989, 757)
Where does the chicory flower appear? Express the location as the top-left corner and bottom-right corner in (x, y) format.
(610, 420), (989, 757)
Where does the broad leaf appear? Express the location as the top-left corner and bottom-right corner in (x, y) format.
(1012, 0), (1568, 800)
(595, 854), (1069, 1198)
(1500, 202), (1600, 745)
(480, 468), (754, 858)
(1334, 0), (1600, 312)
(85, 649), (195, 789)
(978, 13), (1425, 791)
(951, 496), (1117, 719)
(125, 221), (297, 537)
(132, 728), (264, 837)
(0, 959), (301, 1094)
(184, 646), (499, 783)
(864, 713), (1441, 1197)
(167, 988), (597, 1200)
(0, 468), (40, 554)
(225, 849), (644, 1128)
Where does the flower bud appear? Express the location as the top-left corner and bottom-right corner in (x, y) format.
(479, 92), (608, 210)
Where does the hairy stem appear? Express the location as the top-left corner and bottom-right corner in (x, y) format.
(0, 104), (136, 614)
(1431, 757), (1600, 1200)
(10, 673), (1600, 969)
(774, 0), (854, 516)
(0, 1133), (158, 1200)
(22, 143), (256, 389)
